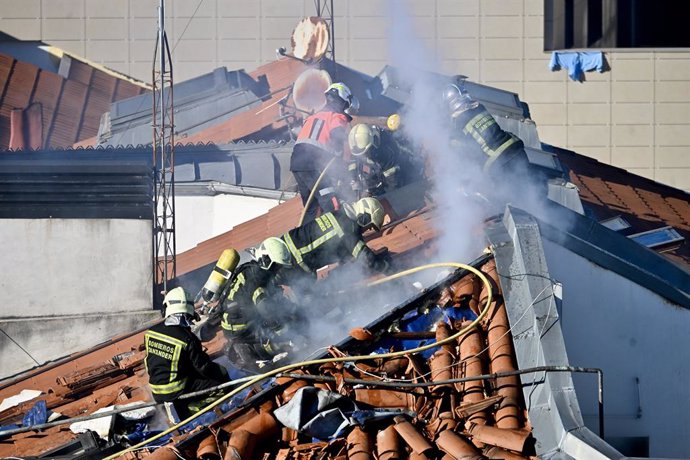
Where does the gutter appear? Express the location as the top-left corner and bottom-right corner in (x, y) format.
(175, 181), (297, 200)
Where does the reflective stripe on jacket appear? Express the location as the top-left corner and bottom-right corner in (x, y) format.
(295, 111), (349, 156)
(220, 262), (272, 336)
(281, 210), (378, 273)
(145, 328), (188, 396)
(144, 322), (228, 402)
(456, 104), (520, 170)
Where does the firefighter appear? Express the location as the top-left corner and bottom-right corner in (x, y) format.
(347, 123), (423, 197)
(281, 197), (391, 276)
(145, 287), (229, 416)
(443, 83), (529, 174)
(290, 82), (357, 222)
(219, 237), (303, 371)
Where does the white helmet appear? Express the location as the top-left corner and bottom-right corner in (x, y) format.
(348, 124), (380, 157)
(255, 237), (292, 270)
(345, 95), (360, 117)
(353, 197), (385, 231)
(163, 287), (195, 318)
(325, 82), (353, 111)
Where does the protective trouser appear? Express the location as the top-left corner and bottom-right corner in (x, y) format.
(292, 169), (341, 223)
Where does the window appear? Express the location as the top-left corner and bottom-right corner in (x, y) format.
(544, 0), (690, 50)
(628, 226), (684, 249)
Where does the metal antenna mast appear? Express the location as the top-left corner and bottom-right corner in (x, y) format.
(152, 0), (176, 297)
(314, 0), (336, 75)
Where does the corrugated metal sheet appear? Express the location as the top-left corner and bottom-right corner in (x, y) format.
(101, 68), (264, 147)
(0, 150), (153, 219)
(0, 141), (295, 219)
(0, 50), (147, 150)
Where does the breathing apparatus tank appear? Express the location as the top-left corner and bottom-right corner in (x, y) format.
(200, 248), (240, 306)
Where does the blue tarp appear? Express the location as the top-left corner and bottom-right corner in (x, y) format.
(373, 305), (478, 358)
(22, 400), (49, 428)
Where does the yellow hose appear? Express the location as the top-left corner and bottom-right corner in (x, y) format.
(297, 157), (336, 227)
(106, 262), (492, 459)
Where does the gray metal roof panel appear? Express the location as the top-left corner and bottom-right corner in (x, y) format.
(109, 68), (258, 120)
(0, 152), (153, 219)
(102, 67), (265, 146)
(487, 206), (625, 459)
(525, 146), (564, 171)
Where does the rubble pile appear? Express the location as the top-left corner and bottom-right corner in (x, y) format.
(125, 260), (535, 460)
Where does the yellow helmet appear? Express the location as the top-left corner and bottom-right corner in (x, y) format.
(353, 197), (385, 231)
(255, 237), (292, 270)
(163, 287), (195, 318)
(324, 82), (353, 109)
(348, 124), (380, 157)
(387, 113), (401, 131)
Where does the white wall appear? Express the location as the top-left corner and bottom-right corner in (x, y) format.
(0, 219), (152, 316)
(0, 218), (158, 380)
(174, 194), (281, 253)
(542, 239), (690, 458)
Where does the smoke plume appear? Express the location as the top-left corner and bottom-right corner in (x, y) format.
(387, 0), (490, 263)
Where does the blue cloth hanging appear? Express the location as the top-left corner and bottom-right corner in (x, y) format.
(549, 51), (606, 81)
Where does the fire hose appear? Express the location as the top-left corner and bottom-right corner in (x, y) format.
(104, 261), (493, 459)
(297, 157), (336, 227)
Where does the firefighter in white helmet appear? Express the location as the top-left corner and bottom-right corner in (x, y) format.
(290, 82), (359, 222)
(218, 237), (303, 371)
(347, 123), (423, 197)
(145, 287), (229, 416)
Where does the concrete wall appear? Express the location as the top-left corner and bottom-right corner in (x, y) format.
(2, 0), (690, 190)
(0, 218), (156, 379)
(0, 311), (160, 381)
(174, 194), (281, 253)
(542, 239), (690, 458)
(0, 219), (152, 316)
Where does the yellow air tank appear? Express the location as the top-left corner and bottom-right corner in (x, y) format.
(200, 248), (240, 305)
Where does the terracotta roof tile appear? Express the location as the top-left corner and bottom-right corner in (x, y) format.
(0, 51), (147, 150)
(558, 149), (690, 267)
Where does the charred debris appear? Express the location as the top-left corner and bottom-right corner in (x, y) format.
(0, 253), (545, 459)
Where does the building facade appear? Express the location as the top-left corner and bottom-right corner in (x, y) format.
(2, 0), (689, 190)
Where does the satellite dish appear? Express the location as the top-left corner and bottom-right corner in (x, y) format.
(291, 17), (330, 61)
(293, 68), (332, 112)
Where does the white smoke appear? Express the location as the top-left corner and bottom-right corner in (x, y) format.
(386, 0), (491, 263)
(273, 1), (556, 366)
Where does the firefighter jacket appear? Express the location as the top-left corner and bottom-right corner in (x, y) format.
(145, 322), (228, 402)
(220, 261), (277, 337)
(291, 109), (350, 172)
(348, 130), (422, 195)
(450, 102), (524, 171)
(281, 210), (387, 273)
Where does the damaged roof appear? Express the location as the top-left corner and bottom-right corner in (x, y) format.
(1, 33), (689, 458)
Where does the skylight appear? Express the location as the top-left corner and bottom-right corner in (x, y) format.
(600, 216), (631, 231)
(628, 226), (685, 249)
